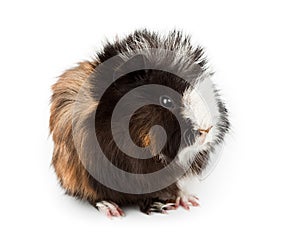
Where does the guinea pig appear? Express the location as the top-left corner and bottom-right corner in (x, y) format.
(50, 29), (230, 217)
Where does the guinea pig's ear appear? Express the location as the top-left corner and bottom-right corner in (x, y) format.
(113, 54), (150, 80)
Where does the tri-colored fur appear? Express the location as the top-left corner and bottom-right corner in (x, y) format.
(50, 30), (230, 214)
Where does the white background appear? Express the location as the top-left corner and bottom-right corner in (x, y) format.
(0, 0), (299, 240)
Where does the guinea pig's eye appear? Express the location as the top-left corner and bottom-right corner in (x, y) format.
(159, 95), (174, 109)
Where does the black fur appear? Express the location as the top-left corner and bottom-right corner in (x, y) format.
(50, 29), (230, 215)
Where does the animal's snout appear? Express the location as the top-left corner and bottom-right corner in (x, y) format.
(183, 126), (213, 146)
(198, 126), (213, 145)
(198, 126), (212, 135)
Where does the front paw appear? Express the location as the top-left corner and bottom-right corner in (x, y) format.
(175, 193), (200, 210)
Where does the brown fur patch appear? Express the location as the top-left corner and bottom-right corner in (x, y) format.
(50, 61), (99, 201)
(142, 134), (151, 147)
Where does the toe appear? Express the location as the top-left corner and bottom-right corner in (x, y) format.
(180, 198), (190, 210)
(96, 201), (125, 218)
(188, 197), (200, 206)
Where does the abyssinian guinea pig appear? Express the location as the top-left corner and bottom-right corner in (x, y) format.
(50, 29), (230, 217)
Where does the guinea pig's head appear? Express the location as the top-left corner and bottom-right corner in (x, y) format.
(95, 52), (229, 170)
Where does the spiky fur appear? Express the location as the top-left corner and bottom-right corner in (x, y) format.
(50, 29), (230, 213)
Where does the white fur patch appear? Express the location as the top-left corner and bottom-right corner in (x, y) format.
(182, 76), (219, 131)
(177, 76), (220, 167)
(177, 137), (202, 166)
(177, 176), (200, 195)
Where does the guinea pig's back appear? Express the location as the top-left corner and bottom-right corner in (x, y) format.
(50, 61), (100, 201)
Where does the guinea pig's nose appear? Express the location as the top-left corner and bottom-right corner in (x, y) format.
(198, 126), (213, 145)
(198, 126), (212, 135)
